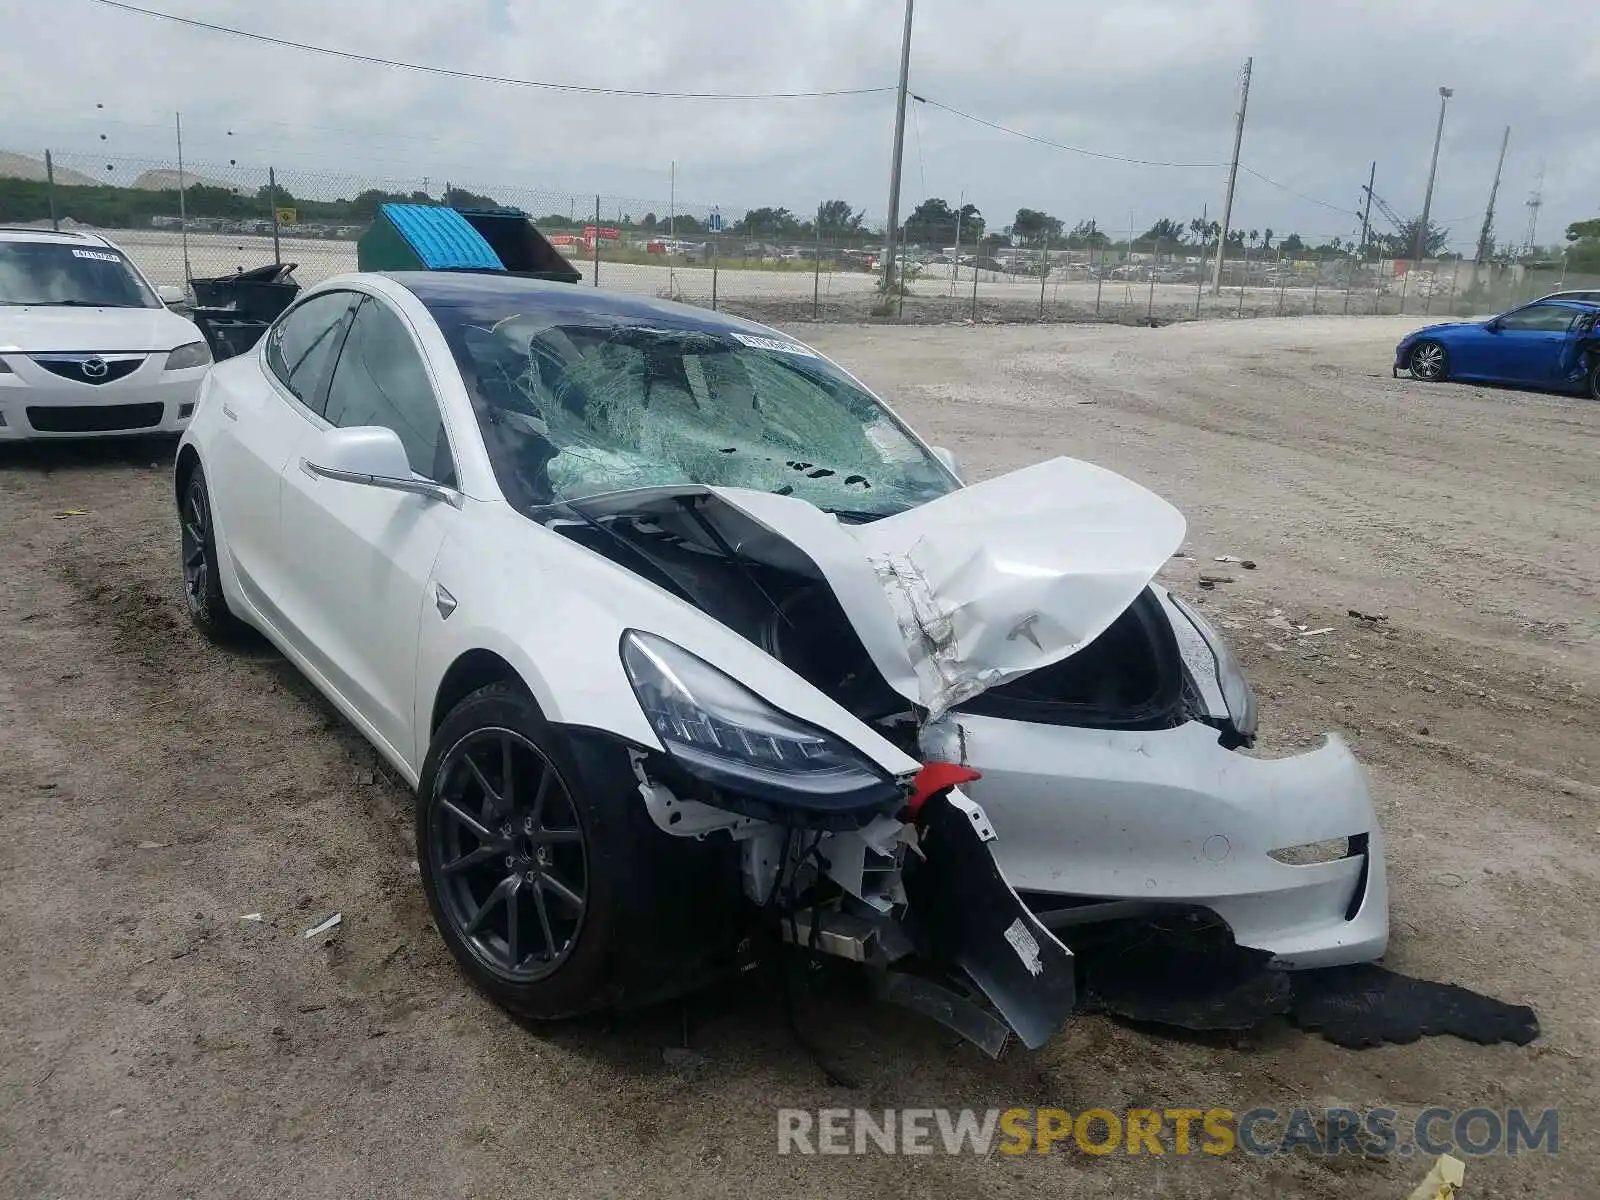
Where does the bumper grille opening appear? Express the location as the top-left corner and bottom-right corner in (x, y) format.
(1343, 833), (1370, 922)
(32, 357), (145, 385)
(26, 402), (165, 433)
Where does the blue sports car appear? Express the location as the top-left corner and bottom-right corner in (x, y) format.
(1394, 297), (1600, 400)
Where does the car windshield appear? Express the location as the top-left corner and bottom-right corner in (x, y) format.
(0, 241), (160, 308)
(433, 308), (956, 517)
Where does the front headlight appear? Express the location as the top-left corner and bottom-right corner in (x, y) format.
(621, 630), (900, 815)
(1166, 593), (1258, 742)
(165, 341), (212, 371)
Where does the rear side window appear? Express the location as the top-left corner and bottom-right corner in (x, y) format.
(265, 291), (356, 407)
(322, 296), (456, 486)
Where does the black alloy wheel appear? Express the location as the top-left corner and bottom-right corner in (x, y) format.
(426, 727), (589, 982)
(179, 463), (246, 641)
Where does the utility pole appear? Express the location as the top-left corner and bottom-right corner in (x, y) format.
(880, 0), (914, 293)
(1475, 125), (1510, 264)
(1522, 164), (1544, 257)
(1358, 161), (1376, 259)
(1414, 86), (1453, 265)
(1211, 57), (1251, 294)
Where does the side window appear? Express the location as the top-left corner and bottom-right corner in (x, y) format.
(265, 291), (356, 408)
(1499, 304), (1575, 333)
(323, 297), (456, 486)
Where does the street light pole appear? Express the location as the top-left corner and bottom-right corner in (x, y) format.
(1414, 86), (1453, 264)
(880, 0), (914, 293)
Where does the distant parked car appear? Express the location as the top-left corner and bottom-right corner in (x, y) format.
(1395, 298), (1600, 399)
(0, 226), (212, 439)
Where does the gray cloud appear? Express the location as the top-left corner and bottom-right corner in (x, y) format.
(0, 0), (1591, 249)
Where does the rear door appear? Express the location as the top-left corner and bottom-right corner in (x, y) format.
(1487, 303), (1579, 384)
(275, 293), (459, 766)
(207, 289), (357, 615)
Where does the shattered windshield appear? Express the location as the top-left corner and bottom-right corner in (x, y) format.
(432, 307), (955, 517)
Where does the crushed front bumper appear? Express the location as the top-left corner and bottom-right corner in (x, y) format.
(951, 717), (1389, 969)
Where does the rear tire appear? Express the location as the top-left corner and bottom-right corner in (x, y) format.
(179, 463), (250, 644)
(1409, 339), (1448, 382)
(416, 682), (742, 1020)
(1587, 360), (1600, 401)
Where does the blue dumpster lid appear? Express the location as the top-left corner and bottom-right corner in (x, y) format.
(380, 203), (505, 271)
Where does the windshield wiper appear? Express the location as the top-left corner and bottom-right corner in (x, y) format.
(6, 299), (109, 307)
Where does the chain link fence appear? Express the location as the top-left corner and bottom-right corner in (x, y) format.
(2, 147), (1589, 328)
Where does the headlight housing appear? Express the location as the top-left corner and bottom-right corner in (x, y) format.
(1165, 592), (1258, 743)
(165, 341), (212, 371)
(621, 630), (901, 822)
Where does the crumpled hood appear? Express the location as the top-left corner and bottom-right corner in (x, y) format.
(706, 456), (1187, 718)
(0, 305), (202, 353)
(1399, 320), (1477, 342)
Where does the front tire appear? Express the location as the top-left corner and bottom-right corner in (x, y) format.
(416, 682), (741, 1020)
(180, 463), (250, 643)
(1409, 339), (1449, 382)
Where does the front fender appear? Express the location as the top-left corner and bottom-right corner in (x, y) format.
(413, 501), (921, 777)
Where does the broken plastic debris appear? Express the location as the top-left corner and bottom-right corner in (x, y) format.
(302, 913), (342, 939)
(1406, 1153), (1465, 1200)
(53, 509), (86, 519)
(1300, 627), (1335, 638)
(239, 913), (264, 923)
(1214, 554), (1243, 563)
(1348, 609), (1389, 622)
(136, 841), (166, 850)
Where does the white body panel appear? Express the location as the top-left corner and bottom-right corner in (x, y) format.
(178, 272), (1389, 968)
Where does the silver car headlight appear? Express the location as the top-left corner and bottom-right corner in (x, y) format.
(621, 630), (899, 815)
(165, 341), (212, 371)
(1165, 593), (1258, 741)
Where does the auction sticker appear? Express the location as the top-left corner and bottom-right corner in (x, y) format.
(71, 249), (122, 262)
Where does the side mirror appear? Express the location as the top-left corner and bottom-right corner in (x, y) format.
(932, 445), (966, 484)
(156, 285), (186, 305)
(300, 426), (461, 507)
(1485, 318), (1502, 333)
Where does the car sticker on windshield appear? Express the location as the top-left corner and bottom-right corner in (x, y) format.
(728, 331), (818, 357)
(71, 249), (121, 262)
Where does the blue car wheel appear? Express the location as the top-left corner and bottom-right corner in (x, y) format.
(1410, 339), (1448, 382)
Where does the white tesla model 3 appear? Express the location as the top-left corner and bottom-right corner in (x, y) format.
(174, 270), (1387, 1051)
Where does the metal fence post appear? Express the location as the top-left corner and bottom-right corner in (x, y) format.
(1311, 261), (1320, 315)
(1424, 261), (1435, 316)
(1398, 266), (1409, 315)
(813, 232), (822, 320)
(1446, 262), (1459, 315)
(1276, 250), (1286, 315)
(1194, 243), (1205, 318)
(1146, 240), (1157, 320)
(712, 233), (719, 311)
(592, 195), (601, 287)
(1343, 254), (1354, 314)
(268, 166), (281, 266)
(44, 150), (59, 231)
(1237, 242), (1249, 316)
(1094, 244), (1104, 316)
(1040, 233), (1050, 319)
(970, 251), (979, 321)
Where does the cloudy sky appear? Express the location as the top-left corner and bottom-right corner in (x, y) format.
(1, 0), (1593, 251)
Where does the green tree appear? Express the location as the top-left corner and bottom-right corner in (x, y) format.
(737, 206), (798, 237)
(815, 198), (864, 237)
(1011, 207), (1064, 246)
(1138, 218), (1186, 246)
(903, 197), (954, 245)
(1063, 219), (1109, 249)
(1280, 232), (1305, 255)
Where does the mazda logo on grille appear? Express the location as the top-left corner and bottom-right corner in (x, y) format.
(80, 357), (109, 379)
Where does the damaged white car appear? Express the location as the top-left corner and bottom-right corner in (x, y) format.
(173, 271), (1387, 1053)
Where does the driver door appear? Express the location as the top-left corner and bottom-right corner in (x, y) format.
(1488, 303), (1578, 384)
(276, 294), (462, 769)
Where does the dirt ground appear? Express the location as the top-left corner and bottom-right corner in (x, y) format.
(2, 315), (1596, 1198)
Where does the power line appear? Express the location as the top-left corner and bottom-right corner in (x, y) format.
(1238, 166), (1358, 217)
(82, 0), (894, 100)
(915, 95), (1227, 168)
